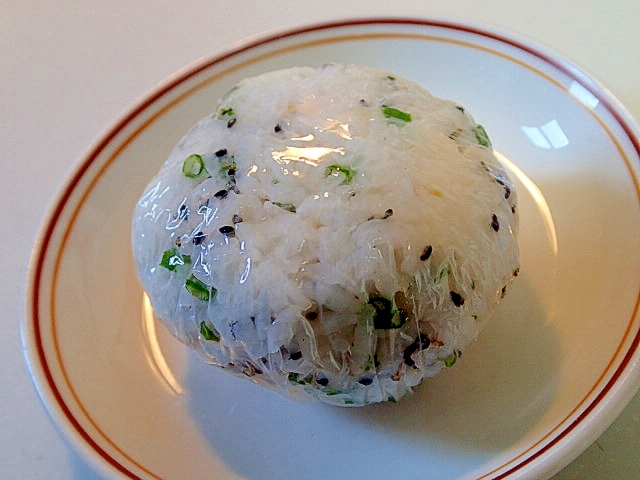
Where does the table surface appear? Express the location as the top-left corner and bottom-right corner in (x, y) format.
(3, 1), (639, 478)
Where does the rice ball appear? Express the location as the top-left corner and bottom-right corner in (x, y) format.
(131, 63), (519, 406)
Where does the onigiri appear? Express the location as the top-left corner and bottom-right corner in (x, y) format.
(132, 63), (519, 406)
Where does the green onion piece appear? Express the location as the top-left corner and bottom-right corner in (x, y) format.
(324, 164), (356, 185)
(324, 386), (341, 396)
(368, 295), (408, 330)
(474, 124), (492, 148)
(382, 105), (412, 123)
(443, 352), (458, 367)
(185, 274), (216, 302)
(199, 321), (220, 342)
(159, 248), (190, 271)
(272, 201), (296, 213)
(287, 372), (313, 385)
(218, 107), (237, 127)
(218, 156), (237, 176)
(434, 263), (451, 283)
(182, 154), (209, 179)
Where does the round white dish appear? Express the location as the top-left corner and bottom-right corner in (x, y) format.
(22, 17), (640, 480)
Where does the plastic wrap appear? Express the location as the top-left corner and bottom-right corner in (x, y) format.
(131, 64), (519, 406)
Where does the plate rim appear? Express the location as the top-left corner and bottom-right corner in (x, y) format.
(21, 16), (640, 480)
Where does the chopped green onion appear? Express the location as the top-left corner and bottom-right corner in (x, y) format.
(443, 351), (458, 367)
(368, 295), (408, 330)
(159, 248), (190, 271)
(324, 386), (341, 396)
(182, 154), (209, 179)
(324, 164), (356, 185)
(218, 107), (237, 128)
(473, 124), (491, 148)
(218, 155), (237, 176)
(185, 274), (216, 302)
(288, 372), (313, 385)
(199, 321), (220, 342)
(382, 105), (412, 123)
(272, 201), (296, 213)
(434, 263), (451, 283)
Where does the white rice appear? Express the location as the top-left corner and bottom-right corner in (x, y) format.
(131, 64), (519, 406)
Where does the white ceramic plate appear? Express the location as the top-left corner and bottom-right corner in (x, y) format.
(23, 18), (640, 480)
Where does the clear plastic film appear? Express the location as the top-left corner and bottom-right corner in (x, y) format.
(131, 64), (519, 406)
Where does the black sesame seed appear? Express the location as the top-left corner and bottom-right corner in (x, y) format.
(512, 205), (516, 214)
(232, 214), (243, 224)
(358, 377), (374, 386)
(215, 148), (228, 157)
(302, 301), (320, 321)
(304, 311), (318, 321)
(403, 350), (416, 367)
(192, 231), (206, 245)
(491, 214), (500, 232)
(513, 267), (520, 277)
(227, 168), (236, 177)
(219, 225), (235, 237)
(455, 106), (465, 113)
(501, 285), (507, 298)
(403, 334), (430, 367)
(382, 208), (393, 219)
(504, 185), (511, 199)
(420, 245), (433, 261)
(214, 189), (228, 199)
(450, 291), (464, 307)
(274, 124), (282, 133)
(289, 351), (302, 361)
(316, 376), (329, 386)
(227, 117), (236, 128)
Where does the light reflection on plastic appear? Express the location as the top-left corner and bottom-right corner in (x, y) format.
(521, 119), (569, 149)
(569, 81), (599, 109)
(323, 120), (352, 140)
(271, 146), (346, 167)
(137, 181), (163, 208)
(240, 257), (251, 284)
(493, 150), (559, 255)
(291, 134), (315, 142)
(141, 293), (184, 395)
